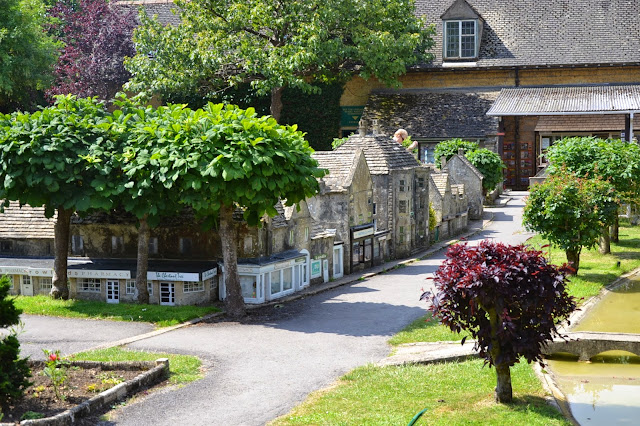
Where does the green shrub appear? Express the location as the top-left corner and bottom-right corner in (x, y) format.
(466, 148), (505, 194)
(433, 139), (479, 165)
(0, 276), (32, 411)
(428, 202), (437, 232)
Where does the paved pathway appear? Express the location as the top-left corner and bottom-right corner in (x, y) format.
(17, 191), (532, 426)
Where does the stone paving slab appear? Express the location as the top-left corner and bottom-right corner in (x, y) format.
(378, 341), (478, 367)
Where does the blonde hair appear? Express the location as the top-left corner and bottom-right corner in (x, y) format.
(394, 129), (408, 141)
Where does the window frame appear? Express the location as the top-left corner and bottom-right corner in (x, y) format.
(444, 19), (478, 59)
(78, 278), (101, 293)
(183, 281), (204, 293)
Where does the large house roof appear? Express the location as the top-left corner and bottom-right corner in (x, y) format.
(0, 204), (55, 239)
(415, 0), (640, 68)
(362, 90), (500, 140)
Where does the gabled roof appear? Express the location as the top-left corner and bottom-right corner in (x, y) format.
(0, 204), (55, 239)
(312, 150), (358, 192)
(415, 0), (640, 68)
(441, 0), (482, 21)
(335, 134), (419, 175)
(431, 172), (451, 196)
(362, 90), (500, 139)
(445, 154), (484, 180)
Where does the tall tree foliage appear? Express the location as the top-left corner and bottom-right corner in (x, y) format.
(422, 241), (576, 403)
(0, 0), (58, 112)
(523, 170), (619, 273)
(544, 136), (640, 246)
(175, 104), (326, 317)
(125, 0), (435, 121)
(46, 0), (136, 100)
(0, 96), (116, 298)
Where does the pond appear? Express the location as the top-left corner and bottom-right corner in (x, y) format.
(545, 276), (640, 425)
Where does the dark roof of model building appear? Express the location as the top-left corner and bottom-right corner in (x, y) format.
(115, 0), (181, 26)
(361, 90), (500, 140)
(0, 204), (55, 239)
(335, 133), (419, 175)
(312, 150), (359, 193)
(415, 0), (640, 68)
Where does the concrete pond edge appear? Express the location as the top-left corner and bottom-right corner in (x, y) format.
(3, 359), (169, 426)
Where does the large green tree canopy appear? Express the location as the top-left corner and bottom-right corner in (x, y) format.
(0, 0), (58, 111)
(125, 0), (434, 121)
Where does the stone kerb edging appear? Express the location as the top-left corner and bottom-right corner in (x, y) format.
(12, 358), (169, 426)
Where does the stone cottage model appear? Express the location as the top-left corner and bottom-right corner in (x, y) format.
(334, 125), (431, 259)
(443, 151), (484, 220)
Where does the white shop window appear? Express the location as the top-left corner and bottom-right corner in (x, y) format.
(78, 278), (101, 292)
(39, 277), (52, 291)
(127, 280), (153, 295)
(269, 266), (296, 299)
(184, 282), (204, 293)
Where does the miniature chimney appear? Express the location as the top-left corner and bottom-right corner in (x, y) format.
(458, 148), (465, 156)
(358, 118), (368, 136)
(441, 156), (447, 169)
(371, 119), (380, 135)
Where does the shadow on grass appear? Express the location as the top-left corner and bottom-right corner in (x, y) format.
(508, 394), (569, 421)
(614, 238), (640, 249)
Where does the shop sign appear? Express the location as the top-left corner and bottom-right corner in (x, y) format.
(237, 265), (259, 274)
(352, 227), (374, 239)
(310, 260), (322, 278)
(202, 268), (217, 280)
(147, 271), (199, 282)
(295, 257), (306, 263)
(30, 268), (54, 277)
(313, 254), (326, 260)
(68, 269), (131, 279)
(0, 266), (29, 275)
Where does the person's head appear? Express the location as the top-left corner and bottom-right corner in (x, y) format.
(393, 129), (408, 144)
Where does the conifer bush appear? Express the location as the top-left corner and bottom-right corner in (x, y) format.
(0, 276), (31, 411)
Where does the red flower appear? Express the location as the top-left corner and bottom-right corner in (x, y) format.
(49, 353), (58, 362)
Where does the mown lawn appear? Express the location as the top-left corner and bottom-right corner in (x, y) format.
(14, 295), (221, 328)
(272, 360), (568, 425)
(70, 347), (204, 386)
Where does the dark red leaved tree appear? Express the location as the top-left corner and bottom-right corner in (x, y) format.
(47, 0), (136, 100)
(421, 241), (576, 403)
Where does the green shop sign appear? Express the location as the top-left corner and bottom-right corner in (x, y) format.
(311, 260), (322, 278)
(340, 106), (365, 127)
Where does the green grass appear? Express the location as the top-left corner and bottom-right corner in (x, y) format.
(70, 347), (203, 385)
(14, 295), (221, 328)
(526, 220), (640, 302)
(271, 360), (568, 426)
(389, 312), (468, 346)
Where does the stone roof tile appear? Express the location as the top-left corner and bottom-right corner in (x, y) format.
(0, 204), (56, 239)
(335, 134), (419, 175)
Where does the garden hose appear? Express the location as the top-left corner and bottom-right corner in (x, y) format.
(407, 407), (428, 426)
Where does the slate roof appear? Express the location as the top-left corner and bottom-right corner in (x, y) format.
(115, 0), (181, 26)
(0, 204), (55, 239)
(361, 90), (500, 139)
(334, 134), (419, 175)
(431, 173), (451, 196)
(487, 86), (640, 116)
(415, 0), (640, 68)
(310, 223), (336, 240)
(312, 151), (357, 192)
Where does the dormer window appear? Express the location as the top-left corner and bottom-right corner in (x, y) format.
(444, 20), (477, 59)
(441, 0), (484, 61)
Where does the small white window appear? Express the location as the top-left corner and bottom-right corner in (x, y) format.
(71, 235), (84, 255)
(183, 282), (204, 293)
(289, 229), (295, 245)
(111, 236), (124, 253)
(127, 280), (153, 295)
(78, 278), (101, 292)
(39, 277), (52, 291)
(304, 227), (309, 242)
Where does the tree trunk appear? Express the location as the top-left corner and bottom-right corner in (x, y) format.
(486, 306), (513, 403)
(611, 217), (619, 243)
(135, 215), (150, 304)
(565, 249), (580, 274)
(270, 86), (284, 123)
(218, 203), (246, 318)
(51, 207), (72, 300)
(495, 363), (513, 403)
(599, 225), (610, 254)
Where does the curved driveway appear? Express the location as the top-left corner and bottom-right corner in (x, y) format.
(19, 192), (532, 425)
